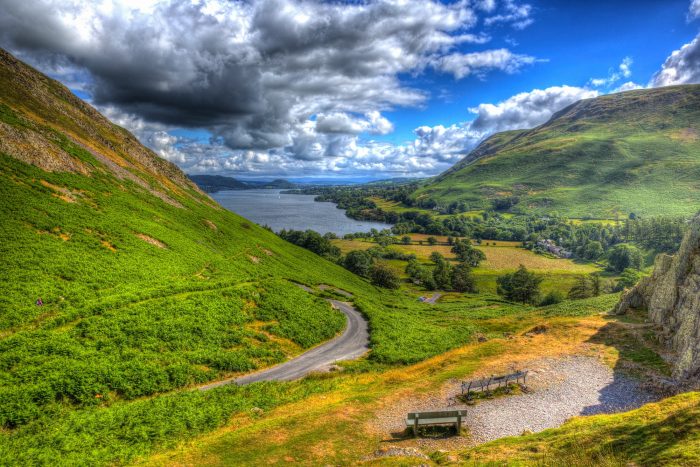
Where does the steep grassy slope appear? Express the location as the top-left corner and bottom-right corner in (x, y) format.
(0, 47), (366, 428)
(416, 85), (700, 218)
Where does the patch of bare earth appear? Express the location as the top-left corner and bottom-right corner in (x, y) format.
(248, 255), (260, 264)
(204, 219), (217, 230)
(369, 355), (657, 452)
(40, 180), (83, 203)
(136, 233), (166, 249)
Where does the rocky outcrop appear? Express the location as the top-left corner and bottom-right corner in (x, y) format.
(615, 215), (700, 381)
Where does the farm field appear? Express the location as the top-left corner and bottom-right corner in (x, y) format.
(332, 237), (601, 295)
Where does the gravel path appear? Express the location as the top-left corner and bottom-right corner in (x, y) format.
(371, 355), (657, 449)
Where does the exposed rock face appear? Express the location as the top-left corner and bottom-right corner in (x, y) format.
(615, 215), (700, 381)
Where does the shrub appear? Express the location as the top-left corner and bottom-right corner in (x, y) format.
(343, 250), (373, 277)
(370, 263), (400, 289)
(540, 290), (564, 306)
(607, 244), (643, 273)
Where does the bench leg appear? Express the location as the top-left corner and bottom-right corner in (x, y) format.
(413, 418), (418, 437)
(457, 414), (462, 435)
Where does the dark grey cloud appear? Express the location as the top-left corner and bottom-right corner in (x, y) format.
(0, 0), (544, 178)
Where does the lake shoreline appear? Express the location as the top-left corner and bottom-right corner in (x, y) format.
(210, 189), (393, 236)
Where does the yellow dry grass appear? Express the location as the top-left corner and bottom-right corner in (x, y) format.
(144, 315), (612, 466)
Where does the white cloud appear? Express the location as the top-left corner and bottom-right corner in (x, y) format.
(690, 0), (700, 20)
(613, 81), (643, 92)
(433, 49), (538, 79)
(651, 33), (700, 87)
(590, 56), (633, 88)
(469, 85), (600, 132)
(484, 0), (533, 30)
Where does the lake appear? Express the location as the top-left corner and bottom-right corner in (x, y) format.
(210, 189), (393, 235)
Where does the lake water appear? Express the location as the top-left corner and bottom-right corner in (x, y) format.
(210, 189), (393, 235)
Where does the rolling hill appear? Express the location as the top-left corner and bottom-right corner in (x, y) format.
(188, 174), (297, 192)
(415, 85), (700, 218)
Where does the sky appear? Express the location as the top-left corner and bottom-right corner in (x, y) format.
(1, 0), (699, 181)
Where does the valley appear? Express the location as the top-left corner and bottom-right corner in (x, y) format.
(1, 15), (700, 465)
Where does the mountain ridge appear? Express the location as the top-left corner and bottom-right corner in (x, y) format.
(416, 84), (700, 218)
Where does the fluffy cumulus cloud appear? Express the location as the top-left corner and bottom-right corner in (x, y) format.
(651, 33), (700, 87)
(0, 0), (542, 178)
(469, 85), (599, 132)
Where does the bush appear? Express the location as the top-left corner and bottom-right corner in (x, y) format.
(496, 265), (542, 304)
(615, 268), (643, 291)
(343, 250), (373, 277)
(540, 290), (564, 306)
(451, 263), (477, 293)
(370, 263), (400, 289)
(607, 244), (643, 273)
(451, 239), (486, 266)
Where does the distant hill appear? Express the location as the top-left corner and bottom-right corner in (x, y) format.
(188, 174), (250, 192)
(415, 85), (700, 218)
(189, 174), (297, 192)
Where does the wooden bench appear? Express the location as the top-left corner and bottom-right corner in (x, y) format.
(461, 370), (528, 400)
(405, 410), (467, 436)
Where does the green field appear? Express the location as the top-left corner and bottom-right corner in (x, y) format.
(416, 85), (700, 218)
(333, 237), (601, 296)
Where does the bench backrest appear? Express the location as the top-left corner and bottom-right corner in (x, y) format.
(407, 410), (467, 420)
(463, 370), (528, 390)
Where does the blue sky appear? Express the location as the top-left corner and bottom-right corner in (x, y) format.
(1, 0), (699, 180)
(379, 0), (697, 143)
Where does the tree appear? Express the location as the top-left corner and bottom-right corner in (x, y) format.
(401, 235), (412, 245)
(451, 239), (486, 266)
(429, 252), (452, 289)
(607, 244), (643, 273)
(370, 263), (400, 289)
(568, 275), (594, 299)
(451, 263), (477, 293)
(496, 265), (542, 304)
(343, 250), (373, 277)
(430, 251), (445, 264)
(427, 236), (438, 245)
(582, 241), (604, 260)
(568, 273), (603, 299)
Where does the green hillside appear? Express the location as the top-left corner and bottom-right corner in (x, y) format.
(0, 48), (539, 465)
(0, 49), (376, 463)
(415, 85), (700, 218)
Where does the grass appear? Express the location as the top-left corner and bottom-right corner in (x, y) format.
(1, 51), (696, 466)
(332, 237), (601, 295)
(141, 295), (663, 466)
(415, 85), (700, 218)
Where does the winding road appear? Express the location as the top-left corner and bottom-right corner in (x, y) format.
(200, 299), (368, 390)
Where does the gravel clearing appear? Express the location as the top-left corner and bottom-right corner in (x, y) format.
(370, 355), (658, 450)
